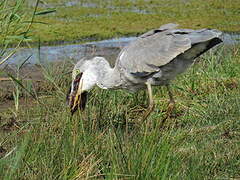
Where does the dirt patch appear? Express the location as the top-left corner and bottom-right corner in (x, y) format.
(0, 64), (42, 108)
(0, 116), (19, 132)
(0, 63), (60, 112)
(0, 97), (37, 113)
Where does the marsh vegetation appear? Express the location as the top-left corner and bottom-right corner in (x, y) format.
(0, 0), (240, 179)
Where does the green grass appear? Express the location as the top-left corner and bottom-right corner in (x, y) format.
(0, 44), (239, 179)
(2, 0), (240, 45)
(0, 1), (240, 179)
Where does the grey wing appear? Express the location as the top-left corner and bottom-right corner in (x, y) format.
(116, 24), (222, 75)
(116, 27), (191, 74)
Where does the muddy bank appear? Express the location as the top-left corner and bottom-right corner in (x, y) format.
(0, 65), (44, 110)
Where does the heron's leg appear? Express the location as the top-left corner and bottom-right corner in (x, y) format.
(141, 81), (155, 121)
(159, 85), (176, 127)
(166, 84), (175, 116)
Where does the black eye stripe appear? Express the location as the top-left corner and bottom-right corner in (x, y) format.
(74, 72), (83, 82)
(67, 72), (87, 115)
(73, 72), (83, 91)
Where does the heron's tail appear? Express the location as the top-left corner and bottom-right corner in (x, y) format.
(180, 29), (223, 60)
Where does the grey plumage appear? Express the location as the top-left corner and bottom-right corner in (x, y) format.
(113, 23), (222, 91)
(67, 23), (223, 115)
(116, 23), (222, 75)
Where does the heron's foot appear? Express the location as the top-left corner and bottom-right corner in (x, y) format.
(141, 103), (155, 122)
(166, 100), (175, 118)
(159, 101), (176, 128)
(165, 84), (176, 118)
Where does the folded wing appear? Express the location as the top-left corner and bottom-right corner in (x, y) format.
(116, 23), (222, 76)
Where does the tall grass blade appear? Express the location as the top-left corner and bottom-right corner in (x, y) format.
(7, 73), (38, 101)
(18, 54), (32, 70)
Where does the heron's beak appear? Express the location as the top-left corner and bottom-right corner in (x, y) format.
(66, 73), (88, 115)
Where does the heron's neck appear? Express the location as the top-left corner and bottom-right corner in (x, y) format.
(96, 60), (122, 90)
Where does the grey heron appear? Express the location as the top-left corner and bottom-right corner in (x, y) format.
(66, 23), (222, 119)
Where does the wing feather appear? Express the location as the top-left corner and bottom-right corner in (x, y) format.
(116, 24), (222, 75)
(117, 29), (191, 73)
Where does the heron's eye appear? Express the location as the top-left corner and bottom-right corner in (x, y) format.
(73, 69), (81, 79)
(75, 69), (81, 75)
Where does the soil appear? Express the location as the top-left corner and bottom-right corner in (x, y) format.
(0, 64), (47, 112)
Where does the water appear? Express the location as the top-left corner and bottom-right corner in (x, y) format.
(1, 33), (239, 66)
(3, 37), (136, 66)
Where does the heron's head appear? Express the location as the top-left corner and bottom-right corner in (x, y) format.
(66, 60), (98, 115)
